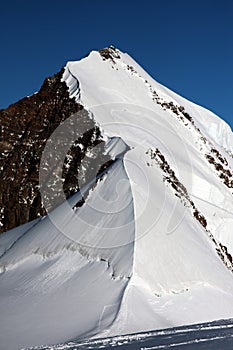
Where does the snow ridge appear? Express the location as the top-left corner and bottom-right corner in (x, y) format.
(1, 47), (233, 349)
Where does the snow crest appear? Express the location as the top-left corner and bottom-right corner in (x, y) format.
(61, 47), (233, 334)
(1, 47), (233, 349)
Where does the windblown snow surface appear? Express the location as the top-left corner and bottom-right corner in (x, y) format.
(1, 47), (233, 350)
(22, 319), (233, 350)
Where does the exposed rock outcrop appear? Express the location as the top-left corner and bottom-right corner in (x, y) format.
(0, 69), (109, 233)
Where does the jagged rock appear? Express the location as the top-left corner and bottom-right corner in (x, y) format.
(0, 69), (109, 233)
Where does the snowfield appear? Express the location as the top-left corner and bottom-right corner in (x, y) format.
(1, 47), (233, 349)
(22, 318), (233, 350)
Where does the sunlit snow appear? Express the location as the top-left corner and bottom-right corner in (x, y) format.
(1, 47), (233, 349)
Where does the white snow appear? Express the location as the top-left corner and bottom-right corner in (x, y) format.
(0, 154), (134, 349)
(1, 47), (233, 349)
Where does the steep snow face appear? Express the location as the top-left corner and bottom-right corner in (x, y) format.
(1, 47), (233, 349)
(62, 47), (233, 332)
(0, 142), (135, 349)
(63, 47), (233, 154)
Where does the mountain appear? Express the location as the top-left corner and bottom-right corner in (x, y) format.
(0, 69), (110, 233)
(1, 46), (233, 350)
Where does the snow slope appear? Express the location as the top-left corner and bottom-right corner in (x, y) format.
(22, 318), (233, 350)
(1, 47), (233, 349)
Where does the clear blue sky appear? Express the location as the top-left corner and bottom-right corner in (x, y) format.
(1, 0), (233, 127)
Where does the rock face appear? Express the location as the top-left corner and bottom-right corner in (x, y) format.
(0, 69), (109, 233)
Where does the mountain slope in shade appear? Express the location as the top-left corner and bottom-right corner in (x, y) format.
(1, 47), (233, 349)
(0, 70), (109, 233)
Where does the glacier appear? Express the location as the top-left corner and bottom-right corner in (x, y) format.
(1, 46), (233, 349)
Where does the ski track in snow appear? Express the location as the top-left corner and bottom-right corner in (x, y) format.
(22, 319), (233, 349)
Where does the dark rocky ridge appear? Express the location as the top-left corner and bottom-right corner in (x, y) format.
(0, 69), (110, 233)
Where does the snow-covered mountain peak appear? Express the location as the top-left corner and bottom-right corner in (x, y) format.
(1, 47), (233, 349)
(64, 46), (233, 154)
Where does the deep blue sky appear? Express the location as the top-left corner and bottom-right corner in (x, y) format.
(1, 0), (233, 127)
